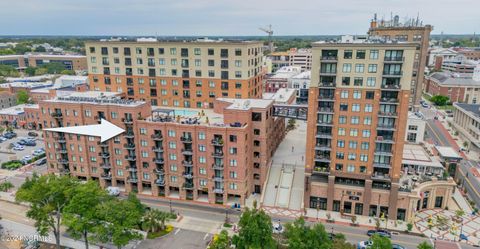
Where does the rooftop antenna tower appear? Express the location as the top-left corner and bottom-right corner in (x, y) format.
(259, 24), (274, 52)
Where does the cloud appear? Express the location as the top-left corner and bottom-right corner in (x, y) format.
(0, 0), (478, 35)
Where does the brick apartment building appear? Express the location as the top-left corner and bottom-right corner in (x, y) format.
(85, 39), (264, 109)
(368, 15), (432, 108)
(0, 91), (17, 109)
(304, 37), (423, 220)
(32, 90), (293, 205)
(424, 72), (480, 104)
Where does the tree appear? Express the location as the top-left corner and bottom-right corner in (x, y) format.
(25, 67), (36, 76)
(63, 180), (110, 249)
(43, 62), (66, 74)
(284, 217), (332, 249)
(209, 230), (231, 249)
(60, 69), (75, 75)
(141, 209), (168, 233)
(417, 241), (433, 249)
(0, 126), (4, 135)
(93, 194), (145, 249)
(232, 201), (275, 249)
(0, 65), (19, 77)
(15, 174), (79, 249)
(13, 44), (31, 54)
(16, 90), (29, 104)
(34, 46), (47, 52)
(370, 234), (392, 249)
(332, 233), (355, 249)
(430, 95), (450, 106)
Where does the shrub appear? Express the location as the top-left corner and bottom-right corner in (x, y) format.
(223, 223), (233, 228)
(0, 181), (14, 192)
(1, 160), (23, 170)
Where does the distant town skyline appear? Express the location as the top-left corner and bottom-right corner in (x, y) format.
(0, 0), (478, 36)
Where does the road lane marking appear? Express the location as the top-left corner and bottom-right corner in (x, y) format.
(174, 228), (181, 235)
(426, 122), (445, 146)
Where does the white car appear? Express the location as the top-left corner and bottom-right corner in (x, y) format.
(13, 145), (25, 151)
(106, 186), (120, 196)
(22, 155), (33, 161)
(272, 222), (284, 234)
(357, 240), (373, 249)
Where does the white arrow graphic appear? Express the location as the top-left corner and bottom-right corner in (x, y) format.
(44, 119), (125, 142)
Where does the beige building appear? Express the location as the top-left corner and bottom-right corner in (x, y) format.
(305, 37), (421, 220)
(85, 39), (264, 108)
(368, 15), (432, 109)
(452, 102), (480, 153)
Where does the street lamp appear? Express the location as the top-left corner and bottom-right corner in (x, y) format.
(225, 207), (229, 224)
(169, 199), (172, 213)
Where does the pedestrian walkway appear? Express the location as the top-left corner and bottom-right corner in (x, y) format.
(169, 216), (222, 234)
(452, 188), (474, 214)
(261, 121), (306, 211)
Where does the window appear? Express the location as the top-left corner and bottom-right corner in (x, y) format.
(351, 116), (359, 124)
(349, 141), (357, 149)
(339, 116), (346, 124)
(169, 154), (177, 160)
(354, 77), (363, 86)
(353, 90), (361, 99)
(336, 152), (345, 159)
(368, 64), (377, 73)
(348, 153), (356, 160)
(342, 63), (352, 73)
(347, 165), (355, 172)
(198, 145), (206, 152)
(337, 140), (345, 148)
(338, 128), (346, 136)
(352, 104), (360, 112)
(170, 176), (177, 182)
(340, 103), (348, 111)
(170, 164), (177, 172)
(356, 50), (366, 59)
(342, 77), (350, 86)
(194, 48), (201, 55)
(364, 117), (372, 125)
(362, 130), (371, 138)
(199, 167), (206, 174)
(344, 50), (353, 59)
(230, 159), (238, 166)
(364, 104), (373, 112)
(230, 171), (237, 179)
(350, 129), (358, 137)
(168, 130), (176, 137)
(366, 77), (376, 87)
(198, 132), (206, 140)
(360, 154), (368, 162)
(408, 125), (418, 131)
(229, 183), (238, 190)
(199, 179), (207, 186)
(340, 90), (349, 99)
(361, 142), (369, 150)
(355, 64), (364, 73)
(168, 142), (176, 149)
(369, 50), (379, 59)
(139, 128), (147, 134)
(170, 48), (176, 55)
(365, 91), (374, 100)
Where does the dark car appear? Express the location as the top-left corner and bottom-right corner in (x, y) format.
(18, 139), (27, 145)
(28, 131), (38, 137)
(3, 132), (17, 139)
(392, 244), (405, 249)
(35, 158), (47, 166)
(24, 140), (36, 146)
(366, 229), (392, 238)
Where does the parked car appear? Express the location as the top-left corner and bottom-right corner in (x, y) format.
(35, 158), (47, 166)
(24, 140), (36, 146)
(0, 136), (6, 142)
(421, 102), (430, 108)
(13, 145), (25, 151)
(22, 155), (33, 161)
(17, 139), (27, 145)
(357, 240), (373, 249)
(3, 132), (17, 139)
(33, 149), (45, 156)
(106, 186), (120, 196)
(366, 229), (392, 238)
(272, 222), (284, 234)
(28, 131), (38, 137)
(392, 244), (406, 249)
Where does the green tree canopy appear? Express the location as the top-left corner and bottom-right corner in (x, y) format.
(63, 180), (110, 249)
(430, 95), (450, 106)
(0, 65), (19, 77)
(209, 230), (231, 249)
(232, 202), (275, 249)
(25, 67), (36, 76)
(15, 174), (79, 249)
(332, 233), (355, 249)
(141, 209), (169, 233)
(284, 217), (332, 249)
(417, 241), (434, 249)
(370, 234), (392, 249)
(16, 90), (29, 104)
(42, 62), (67, 74)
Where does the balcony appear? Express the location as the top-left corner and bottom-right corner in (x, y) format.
(211, 139), (224, 146)
(127, 177), (138, 183)
(382, 71), (403, 77)
(122, 118), (134, 125)
(212, 163), (224, 170)
(378, 111), (398, 118)
(181, 148), (193, 155)
(152, 146), (164, 153)
(153, 158), (164, 164)
(371, 173), (391, 181)
(318, 94), (334, 100)
(155, 168), (165, 175)
(374, 150), (393, 157)
(318, 82), (336, 88)
(213, 176), (224, 182)
(384, 56), (404, 62)
(124, 143), (135, 150)
(180, 136), (193, 143)
(51, 112), (63, 119)
(319, 70), (337, 76)
(315, 144), (331, 151)
(56, 148), (68, 154)
(151, 134), (163, 141)
(100, 163), (111, 169)
(375, 136), (395, 144)
(127, 167), (138, 172)
(317, 107), (334, 114)
(379, 97), (399, 104)
(155, 179), (165, 186)
(125, 155), (136, 161)
(101, 173), (112, 180)
(320, 56), (338, 62)
(57, 137), (66, 143)
(315, 133), (332, 139)
(213, 187), (224, 194)
(314, 156), (331, 163)
(98, 142), (109, 147)
(182, 160), (193, 167)
(124, 132), (135, 138)
(183, 172), (193, 179)
(183, 182), (194, 190)
(373, 162), (391, 168)
(313, 167), (330, 175)
(316, 120), (333, 127)
(376, 124), (396, 131)
(381, 84), (401, 90)
(212, 152), (224, 158)
(58, 158), (69, 164)
(98, 152), (110, 158)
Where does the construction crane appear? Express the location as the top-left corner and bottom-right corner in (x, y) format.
(259, 24), (274, 52)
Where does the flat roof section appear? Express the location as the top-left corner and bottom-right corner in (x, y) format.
(435, 146), (462, 159)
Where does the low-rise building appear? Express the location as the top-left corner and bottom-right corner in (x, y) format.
(31, 90), (294, 205)
(267, 48), (312, 73)
(0, 91), (17, 109)
(452, 102), (480, 153)
(288, 71), (310, 104)
(441, 57), (480, 79)
(456, 47), (480, 61)
(0, 103), (39, 128)
(0, 53), (87, 71)
(424, 72), (480, 103)
(427, 47), (458, 67)
(433, 146), (463, 178)
(264, 66), (302, 93)
(405, 112), (426, 144)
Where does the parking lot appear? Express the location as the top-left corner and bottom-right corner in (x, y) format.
(0, 129), (44, 164)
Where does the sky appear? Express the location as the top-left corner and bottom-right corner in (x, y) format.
(1, 0), (478, 36)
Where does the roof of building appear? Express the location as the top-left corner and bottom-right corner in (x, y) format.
(86, 38), (262, 45)
(402, 144), (443, 168)
(428, 72), (480, 86)
(45, 91), (143, 107)
(0, 104), (38, 116)
(218, 98), (273, 110)
(291, 70), (311, 79)
(263, 88), (296, 104)
(0, 81), (53, 89)
(454, 103), (480, 118)
(269, 66), (302, 79)
(435, 146), (462, 159)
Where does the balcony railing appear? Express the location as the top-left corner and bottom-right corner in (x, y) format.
(124, 143), (135, 150)
(213, 187), (224, 194)
(51, 112), (63, 118)
(315, 133), (332, 139)
(152, 146), (164, 153)
(379, 97), (399, 104)
(381, 84), (401, 90)
(375, 136), (395, 143)
(317, 120), (334, 126)
(122, 118), (134, 125)
(376, 124), (396, 130)
(318, 82), (336, 88)
(317, 107), (334, 113)
(378, 111), (398, 117)
(101, 173), (112, 180)
(98, 152), (110, 158)
(56, 148), (68, 154)
(183, 182), (194, 189)
(319, 70), (337, 75)
(321, 56), (338, 61)
(373, 162), (391, 168)
(127, 167), (137, 172)
(384, 56), (404, 62)
(313, 167), (330, 174)
(318, 94), (334, 100)
(58, 158), (69, 164)
(374, 150), (393, 156)
(125, 155), (136, 161)
(371, 173), (391, 181)
(382, 71), (403, 77)
(151, 134), (163, 141)
(212, 163), (224, 170)
(315, 144), (331, 151)
(155, 168), (165, 175)
(211, 139), (224, 146)
(183, 172), (194, 179)
(124, 132), (135, 138)
(180, 136), (193, 143)
(155, 179), (165, 186)
(212, 152), (224, 158)
(127, 177), (138, 183)
(153, 158), (164, 164)
(181, 148), (193, 155)
(100, 163), (111, 169)
(314, 156), (331, 163)
(213, 176), (224, 182)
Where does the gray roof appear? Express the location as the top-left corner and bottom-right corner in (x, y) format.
(455, 103), (480, 118)
(429, 72), (480, 87)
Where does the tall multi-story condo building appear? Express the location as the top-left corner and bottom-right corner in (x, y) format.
(368, 14), (432, 108)
(35, 90), (292, 205)
(85, 39), (264, 108)
(305, 38), (420, 220)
